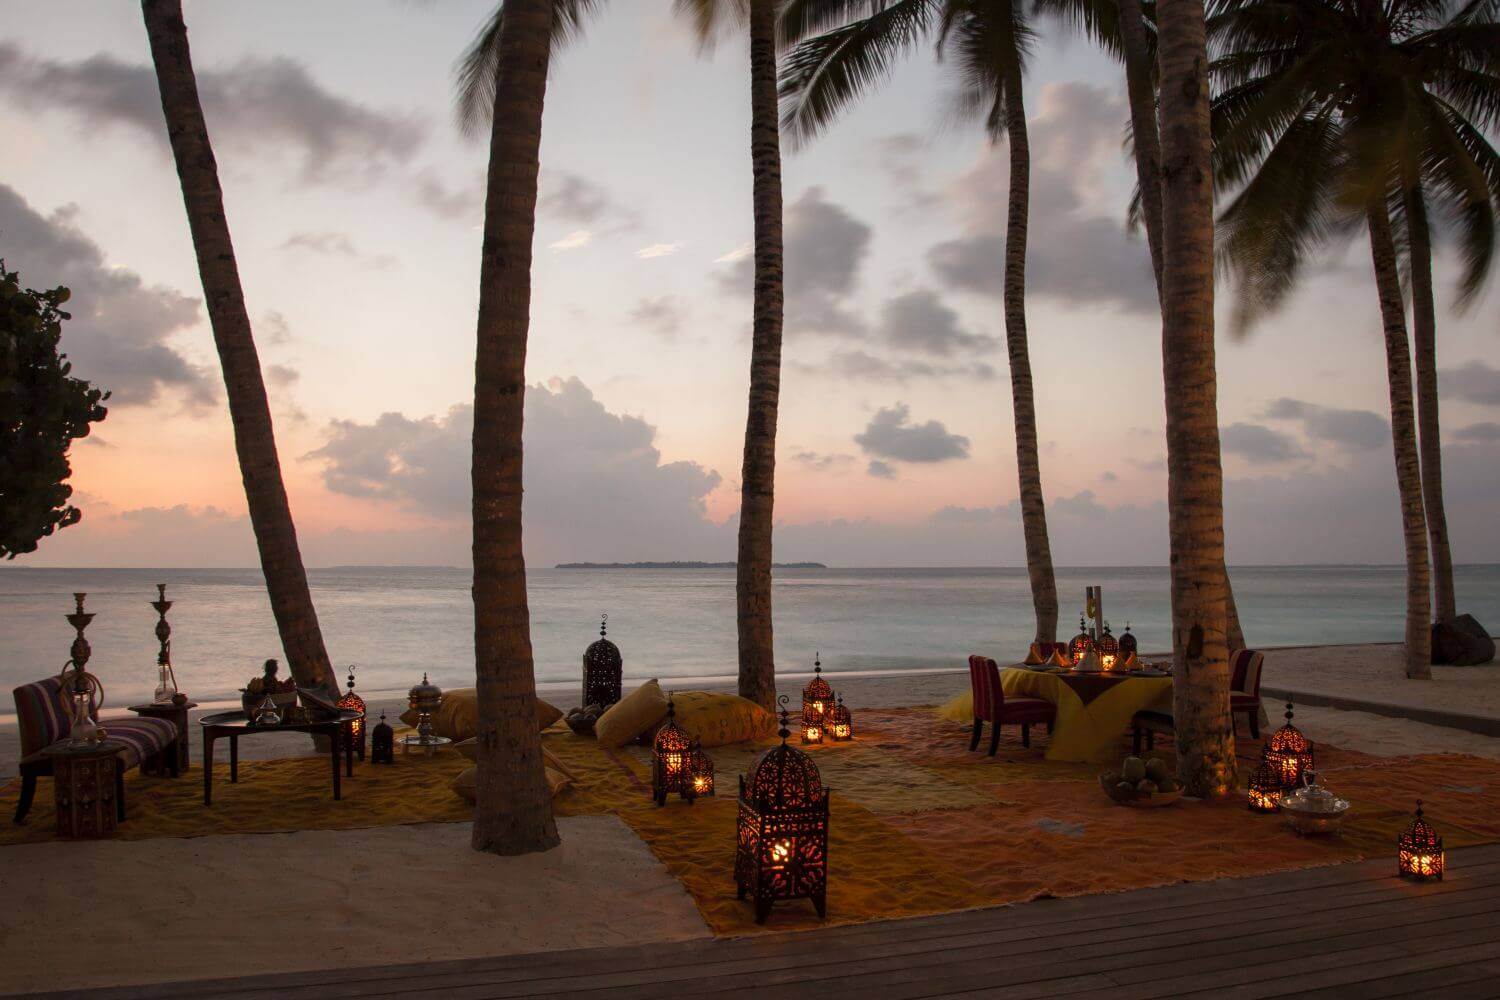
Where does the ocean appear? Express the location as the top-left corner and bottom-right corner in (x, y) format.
(2, 565), (1497, 710)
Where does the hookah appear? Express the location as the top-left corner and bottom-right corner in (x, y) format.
(58, 593), (106, 747)
(151, 583), (180, 704)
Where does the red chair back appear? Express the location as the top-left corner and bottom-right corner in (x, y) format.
(1230, 649), (1265, 697)
(967, 655), (1005, 722)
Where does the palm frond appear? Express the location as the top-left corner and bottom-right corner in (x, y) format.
(1032, 0), (1126, 61)
(1420, 97), (1500, 306)
(781, 0), (888, 45)
(936, 0), (1037, 140)
(673, 0), (749, 51)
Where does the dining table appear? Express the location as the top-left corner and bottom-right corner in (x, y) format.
(997, 665), (1174, 762)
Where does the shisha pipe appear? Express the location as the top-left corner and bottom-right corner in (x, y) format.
(57, 593), (106, 745)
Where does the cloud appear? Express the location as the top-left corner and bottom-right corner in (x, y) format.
(279, 231), (394, 268)
(262, 311), (293, 345)
(1440, 360), (1500, 406)
(854, 404), (970, 463)
(305, 378), (729, 563)
(927, 83), (1156, 313)
(880, 289), (998, 356)
(1263, 398), (1388, 450)
(628, 296), (686, 338)
(540, 170), (640, 233)
(550, 229), (593, 252)
(720, 187), (871, 336)
(866, 460), (897, 479)
(0, 184), (214, 408)
(1220, 422), (1312, 464)
(0, 45), (422, 184)
(635, 242), (683, 259)
(814, 350), (998, 383)
(871, 133), (941, 211)
(791, 450), (854, 470)
(1452, 422), (1500, 443)
(714, 242), (753, 264)
(411, 170), (480, 220)
(265, 364), (300, 388)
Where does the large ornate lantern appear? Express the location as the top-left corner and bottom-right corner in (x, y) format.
(1097, 623), (1120, 671)
(651, 696), (695, 805)
(1068, 616), (1096, 666)
(688, 738), (715, 798)
(1247, 755), (1282, 813)
(338, 665), (367, 761)
(1118, 622), (1138, 659)
(1265, 702), (1315, 788)
(582, 613), (623, 709)
(801, 653), (833, 744)
(1398, 801), (1444, 881)
(401, 673), (450, 754)
(828, 695), (853, 741)
(735, 699), (830, 924)
(371, 710), (395, 765)
(150, 584), (180, 704)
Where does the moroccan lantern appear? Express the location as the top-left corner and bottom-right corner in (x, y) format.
(735, 698), (830, 924)
(1118, 622), (1138, 658)
(582, 613), (623, 709)
(1098, 622), (1120, 671)
(1265, 702), (1315, 788)
(688, 738), (716, 798)
(651, 696), (695, 805)
(828, 695), (853, 741)
(337, 665), (367, 761)
(1068, 616), (1096, 666)
(401, 673), (450, 754)
(371, 710), (395, 765)
(1247, 754), (1282, 813)
(801, 653), (833, 744)
(1398, 801), (1444, 881)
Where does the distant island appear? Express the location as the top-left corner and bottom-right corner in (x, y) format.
(556, 561), (828, 569)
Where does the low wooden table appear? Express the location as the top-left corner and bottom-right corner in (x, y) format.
(199, 709), (363, 806)
(129, 699), (198, 774)
(41, 741), (125, 839)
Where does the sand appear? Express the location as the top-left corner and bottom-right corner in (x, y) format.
(0, 815), (709, 994)
(1259, 641), (1500, 717)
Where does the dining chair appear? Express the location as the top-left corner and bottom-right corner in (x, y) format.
(967, 655), (1056, 756)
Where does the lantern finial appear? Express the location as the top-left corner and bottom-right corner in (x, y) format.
(600, 613), (608, 638)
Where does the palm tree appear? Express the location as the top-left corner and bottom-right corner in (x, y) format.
(674, 0), (785, 711)
(1207, 0), (1500, 677)
(782, 0), (1061, 647)
(141, 0), (335, 696)
(454, 0), (604, 855)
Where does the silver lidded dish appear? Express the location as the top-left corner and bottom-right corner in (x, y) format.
(1280, 771), (1350, 835)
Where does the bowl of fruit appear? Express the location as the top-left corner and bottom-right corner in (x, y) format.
(1100, 755), (1185, 807)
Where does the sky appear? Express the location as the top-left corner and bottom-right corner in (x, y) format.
(2, 0), (1497, 569)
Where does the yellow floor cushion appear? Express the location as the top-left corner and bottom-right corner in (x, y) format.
(668, 691), (776, 748)
(402, 690), (563, 741)
(450, 764), (573, 803)
(594, 679), (669, 748)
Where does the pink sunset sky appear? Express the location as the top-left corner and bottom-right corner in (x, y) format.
(2, 0), (1497, 569)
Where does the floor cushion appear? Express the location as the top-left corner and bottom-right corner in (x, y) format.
(594, 679), (669, 748)
(667, 691), (775, 748)
(401, 690), (563, 742)
(450, 764), (573, 803)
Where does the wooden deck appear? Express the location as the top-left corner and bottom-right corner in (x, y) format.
(18, 842), (1500, 999)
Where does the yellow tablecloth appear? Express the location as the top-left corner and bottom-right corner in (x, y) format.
(938, 667), (1173, 763)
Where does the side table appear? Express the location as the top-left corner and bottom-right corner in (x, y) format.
(41, 741), (125, 839)
(129, 700), (198, 774)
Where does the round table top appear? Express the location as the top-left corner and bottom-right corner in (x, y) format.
(129, 700), (199, 713)
(1004, 664), (1170, 704)
(199, 708), (363, 731)
(41, 739), (126, 758)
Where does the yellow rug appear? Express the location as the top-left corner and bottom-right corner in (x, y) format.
(4, 709), (1496, 936)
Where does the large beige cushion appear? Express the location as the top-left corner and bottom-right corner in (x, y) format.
(401, 690), (563, 742)
(451, 764), (572, 803)
(668, 691), (775, 748)
(593, 679), (669, 748)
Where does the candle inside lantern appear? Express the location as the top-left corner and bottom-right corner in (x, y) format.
(770, 839), (791, 864)
(833, 722), (850, 739)
(693, 774), (710, 794)
(804, 726), (821, 743)
(665, 752), (683, 774)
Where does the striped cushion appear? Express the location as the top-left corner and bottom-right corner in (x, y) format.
(1230, 649), (1265, 699)
(13, 677), (70, 758)
(102, 718), (178, 770)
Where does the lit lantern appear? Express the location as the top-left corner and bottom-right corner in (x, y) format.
(1398, 800), (1444, 881)
(651, 696), (695, 805)
(828, 695), (853, 741)
(371, 710), (395, 765)
(582, 613), (623, 710)
(1098, 622), (1119, 671)
(688, 738), (715, 798)
(1265, 702), (1315, 788)
(801, 653), (833, 744)
(1118, 622), (1138, 659)
(1068, 616), (1096, 666)
(337, 665), (367, 761)
(1247, 755), (1282, 813)
(735, 698), (830, 924)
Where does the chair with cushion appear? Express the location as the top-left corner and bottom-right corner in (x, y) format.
(967, 655), (1056, 756)
(1229, 648), (1266, 739)
(13, 676), (180, 825)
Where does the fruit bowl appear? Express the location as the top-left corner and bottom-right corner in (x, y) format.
(1099, 771), (1185, 807)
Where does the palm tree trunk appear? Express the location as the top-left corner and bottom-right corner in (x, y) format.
(1116, 0), (1246, 653)
(735, 0), (785, 712)
(1404, 182), (1455, 623)
(1366, 201), (1433, 679)
(1156, 0), (1234, 798)
(141, 0), (334, 697)
(470, 0), (560, 855)
(1002, 68), (1060, 647)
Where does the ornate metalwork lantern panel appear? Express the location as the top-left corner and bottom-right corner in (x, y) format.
(1247, 754), (1282, 813)
(371, 711), (395, 765)
(582, 613), (623, 709)
(1118, 622), (1138, 658)
(651, 697), (695, 805)
(1097, 623), (1119, 671)
(801, 653), (833, 744)
(828, 695), (853, 741)
(1265, 702), (1315, 789)
(338, 665), (367, 761)
(688, 738), (715, 798)
(735, 699), (830, 924)
(1068, 616), (1096, 666)
(1398, 800), (1444, 881)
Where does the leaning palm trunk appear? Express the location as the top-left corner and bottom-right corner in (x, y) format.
(1117, 0), (1246, 653)
(1366, 201), (1433, 679)
(1404, 182), (1454, 623)
(470, 0), (560, 855)
(735, 0), (785, 712)
(142, 0), (334, 696)
(1157, 0), (1234, 797)
(1001, 68), (1060, 647)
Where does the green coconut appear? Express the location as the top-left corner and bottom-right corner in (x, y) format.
(1136, 779), (1159, 795)
(1158, 777), (1180, 793)
(1114, 781), (1136, 798)
(1121, 756), (1147, 783)
(1145, 758), (1170, 783)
